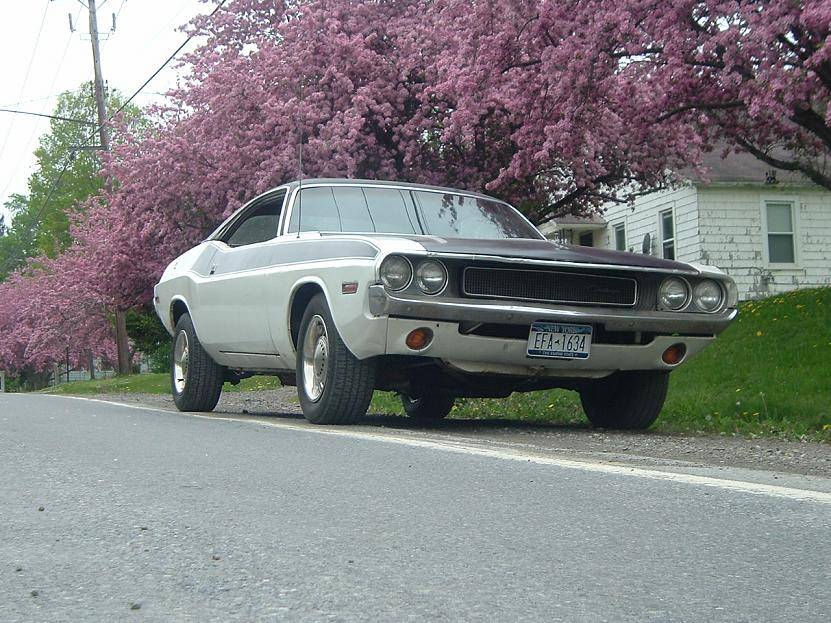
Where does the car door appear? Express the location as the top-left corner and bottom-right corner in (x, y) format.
(195, 189), (287, 368)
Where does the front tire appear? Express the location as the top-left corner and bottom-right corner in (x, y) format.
(401, 393), (455, 423)
(171, 313), (224, 412)
(579, 371), (669, 430)
(296, 293), (375, 424)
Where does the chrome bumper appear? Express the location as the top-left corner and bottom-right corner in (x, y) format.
(367, 285), (737, 335)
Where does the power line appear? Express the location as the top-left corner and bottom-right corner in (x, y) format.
(0, 108), (96, 126)
(0, 95), (62, 109)
(0, 18), (77, 207)
(112, 0), (230, 117)
(0, 0), (230, 277)
(0, 3), (51, 165)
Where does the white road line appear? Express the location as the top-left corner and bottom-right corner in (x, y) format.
(24, 393), (831, 505)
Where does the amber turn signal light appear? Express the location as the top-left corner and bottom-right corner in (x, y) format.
(405, 327), (434, 350)
(662, 343), (687, 365)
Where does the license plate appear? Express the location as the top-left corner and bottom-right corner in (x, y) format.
(526, 322), (592, 359)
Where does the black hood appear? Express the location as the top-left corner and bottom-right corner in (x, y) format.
(407, 236), (696, 272)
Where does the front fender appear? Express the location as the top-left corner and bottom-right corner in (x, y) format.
(280, 269), (388, 364)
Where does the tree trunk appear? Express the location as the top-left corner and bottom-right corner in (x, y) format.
(116, 309), (131, 375)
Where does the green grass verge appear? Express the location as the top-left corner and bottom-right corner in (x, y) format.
(371, 287), (831, 442)
(43, 373), (279, 395)
(43, 288), (830, 441)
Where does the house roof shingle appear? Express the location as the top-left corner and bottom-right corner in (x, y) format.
(681, 149), (809, 184)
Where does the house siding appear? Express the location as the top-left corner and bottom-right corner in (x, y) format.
(549, 177), (830, 301)
(697, 185), (831, 299)
(599, 185), (701, 261)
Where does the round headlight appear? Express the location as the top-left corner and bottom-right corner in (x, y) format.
(415, 260), (448, 295)
(379, 255), (412, 291)
(659, 277), (690, 310)
(693, 280), (723, 312)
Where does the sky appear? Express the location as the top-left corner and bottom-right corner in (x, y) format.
(0, 0), (217, 225)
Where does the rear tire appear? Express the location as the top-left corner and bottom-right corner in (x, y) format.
(296, 293), (375, 424)
(171, 313), (224, 412)
(579, 371), (669, 430)
(401, 393), (455, 423)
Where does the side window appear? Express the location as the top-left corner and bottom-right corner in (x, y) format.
(660, 208), (675, 260)
(287, 187), (342, 232)
(222, 192), (285, 247)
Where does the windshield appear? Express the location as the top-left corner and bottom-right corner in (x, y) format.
(287, 185), (541, 240)
(412, 190), (541, 240)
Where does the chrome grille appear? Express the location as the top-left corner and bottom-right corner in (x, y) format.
(463, 267), (637, 307)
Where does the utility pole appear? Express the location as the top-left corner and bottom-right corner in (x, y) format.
(86, 0), (130, 375)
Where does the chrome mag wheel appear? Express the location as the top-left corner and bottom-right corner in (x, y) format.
(173, 330), (189, 393)
(301, 314), (329, 402)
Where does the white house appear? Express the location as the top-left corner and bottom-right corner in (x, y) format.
(541, 151), (831, 300)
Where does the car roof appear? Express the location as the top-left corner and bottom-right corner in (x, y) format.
(282, 178), (502, 202)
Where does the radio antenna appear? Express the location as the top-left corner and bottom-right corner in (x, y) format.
(296, 82), (303, 238)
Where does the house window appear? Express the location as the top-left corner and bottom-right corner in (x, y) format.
(578, 231), (594, 247)
(660, 209), (675, 260)
(765, 201), (796, 264)
(614, 223), (626, 251)
(551, 229), (570, 244)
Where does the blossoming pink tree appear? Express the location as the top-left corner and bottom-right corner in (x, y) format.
(0, 250), (116, 381)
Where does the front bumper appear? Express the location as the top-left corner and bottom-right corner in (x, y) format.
(368, 285), (737, 335)
(367, 285), (736, 377)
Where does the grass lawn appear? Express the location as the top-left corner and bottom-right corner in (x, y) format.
(44, 373), (279, 395)
(43, 287), (830, 441)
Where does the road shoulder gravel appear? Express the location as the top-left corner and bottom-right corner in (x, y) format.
(83, 389), (831, 479)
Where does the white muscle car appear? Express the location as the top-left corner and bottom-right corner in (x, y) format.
(154, 178), (737, 428)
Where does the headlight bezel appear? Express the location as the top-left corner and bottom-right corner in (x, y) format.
(379, 254), (413, 292)
(692, 279), (725, 313)
(414, 259), (448, 295)
(658, 276), (691, 311)
(658, 276), (730, 313)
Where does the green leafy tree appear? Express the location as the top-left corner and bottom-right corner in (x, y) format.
(0, 82), (142, 279)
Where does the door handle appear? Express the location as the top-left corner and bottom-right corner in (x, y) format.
(209, 264), (217, 275)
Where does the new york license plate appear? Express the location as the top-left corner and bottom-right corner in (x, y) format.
(526, 322), (592, 359)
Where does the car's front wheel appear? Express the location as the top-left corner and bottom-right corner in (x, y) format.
(171, 313), (224, 412)
(296, 293), (375, 424)
(579, 371), (669, 430)
(401, 393), (455, 423)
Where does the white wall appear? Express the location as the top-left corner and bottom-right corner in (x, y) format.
(599, 185), (701, 261)
(697, 185), (831, 299)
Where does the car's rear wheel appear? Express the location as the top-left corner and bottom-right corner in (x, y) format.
(296, 293), (375, 424)
(171, 313), (224, 412)
(401, 393), (455, 423)
(579, 371), (669, 430)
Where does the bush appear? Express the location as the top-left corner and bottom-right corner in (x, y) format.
(126, 306), (172, 373)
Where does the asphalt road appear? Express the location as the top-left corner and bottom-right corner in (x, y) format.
(1, 394), (830, 622)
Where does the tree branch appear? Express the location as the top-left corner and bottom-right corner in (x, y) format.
(657, 100), (744, 122)
(735, 137), (831, 191)
(790, 107), (831, 150)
